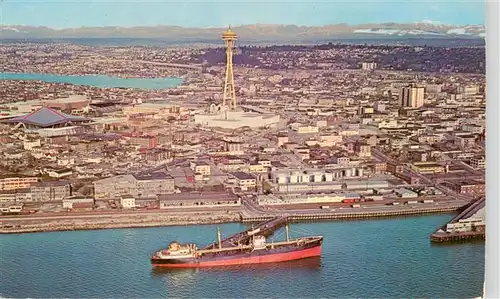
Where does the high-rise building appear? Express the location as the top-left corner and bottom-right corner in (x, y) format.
(399, 85), (425, 108)
(361, 62), (377, 71)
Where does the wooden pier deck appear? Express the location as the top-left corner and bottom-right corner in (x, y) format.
(241, 205), (463, 223)
(430, 197), (485, 243)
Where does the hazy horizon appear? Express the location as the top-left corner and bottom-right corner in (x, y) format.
(0, 21), (487, 30)
(0, 0), (485, 28)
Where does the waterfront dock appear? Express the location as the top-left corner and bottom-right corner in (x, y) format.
(430, 197), (485, 243)
(241, 203), (466, 223)
(0, 201), (470, 235)
(0, 212), (240, 234)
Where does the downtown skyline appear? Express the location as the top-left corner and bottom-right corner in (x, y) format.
(0, 0), (485, 29)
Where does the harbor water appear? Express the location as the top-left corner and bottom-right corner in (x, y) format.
(0, 214), (484, 298)
(0, 72), (183, 90)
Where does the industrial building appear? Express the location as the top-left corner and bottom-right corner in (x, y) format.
(275, 180), (390, 193)
(395, 188), (418, 198)
(62, 196), (94, 209)
(158, 192), (241, 209)
(258, 193), (345, 206)
(229, 171), (257, 191)
(0, 177), (39, 191)
(446, 207), (485, 233)
(271, 167), (366, 185)
(30, 181), (72, 201)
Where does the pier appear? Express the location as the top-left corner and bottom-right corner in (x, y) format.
(241, 205), (464, 223)
(430, 197), (485, 243)
(204, 216), (288, 249)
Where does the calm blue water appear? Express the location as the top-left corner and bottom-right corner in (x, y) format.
(0, 72), (183, 90)
(0, 214), (485, 298)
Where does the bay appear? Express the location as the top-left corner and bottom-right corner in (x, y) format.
(0, 214), (485, 298)
(0, 72), (183, 90)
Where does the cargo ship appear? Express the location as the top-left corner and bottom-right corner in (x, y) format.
(151, 217), (323, 268)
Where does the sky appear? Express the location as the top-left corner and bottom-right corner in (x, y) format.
(0, 0), (485, 28)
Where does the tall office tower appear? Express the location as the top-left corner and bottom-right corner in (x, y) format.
(399, 85), (425, 108)
(361, 62), (377, 70)
(222, 27), (238, 110)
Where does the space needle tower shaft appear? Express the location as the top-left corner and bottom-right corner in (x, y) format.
(222, 27), (238, 110)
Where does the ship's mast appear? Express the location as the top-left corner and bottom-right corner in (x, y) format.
(217, 226), (222, 250)
(285, 222), (290, 242)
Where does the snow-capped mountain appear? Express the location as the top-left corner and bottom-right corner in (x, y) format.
(351, 22), (484, 38)
(0, 22), (486, 40)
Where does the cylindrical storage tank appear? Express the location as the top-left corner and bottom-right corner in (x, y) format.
(313, 174), (323, 183)
(344, 169), (352, 177)
(357, 168), (364, 177)
(289, 174), (298, 183)
(301, 174), (311, 183)
(324, 172), (334, 181)
(277, 176), (288, 184)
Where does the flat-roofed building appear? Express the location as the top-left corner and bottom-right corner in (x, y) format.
(158, 192), (241, 209)
(93, 173), (175, 200)
(0, 188), (32, 203)
(249, 162), (266, 173)
(122, 133), (158, 149)
(354, 142), (371, 158)
(190, 161), (211, 176)
(444, 180), (485, 195)
(0, 177), (39, 191)
(62, 196), (94, 209)
(455, 135), (476, 148)
(361, 62), (377, 70)
(276, 180), (389, 193)
(399, 85), (425, 108)
(31, 181), (71, 201)
(410, 162), (445, 174)
(297, 126), (319, 134)
(395, 188), (418, 198)
(469, 156), (485, 169)
(258, 193), (346, 206)
(230, 171), (257, 191)
(120, 195), (136, 209)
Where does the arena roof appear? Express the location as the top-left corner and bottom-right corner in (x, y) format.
(3, 107), (87, 127)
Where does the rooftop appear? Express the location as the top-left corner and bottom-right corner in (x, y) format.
(32, 180), (71, 188)
(158, 191), (238, 202)
(231, 171), (255, 180)
(133, 173), (174, 181)
(3, 107), (87, 127)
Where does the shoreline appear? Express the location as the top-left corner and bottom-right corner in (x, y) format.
(0, 217), (240, 235)
(0, 71), (185, 83)
(0, 205), (465, 235)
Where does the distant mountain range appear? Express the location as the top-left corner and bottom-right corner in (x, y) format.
(0, 22), (485, 41)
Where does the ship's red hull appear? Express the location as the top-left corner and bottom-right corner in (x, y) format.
(151, 244), (321, 268)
